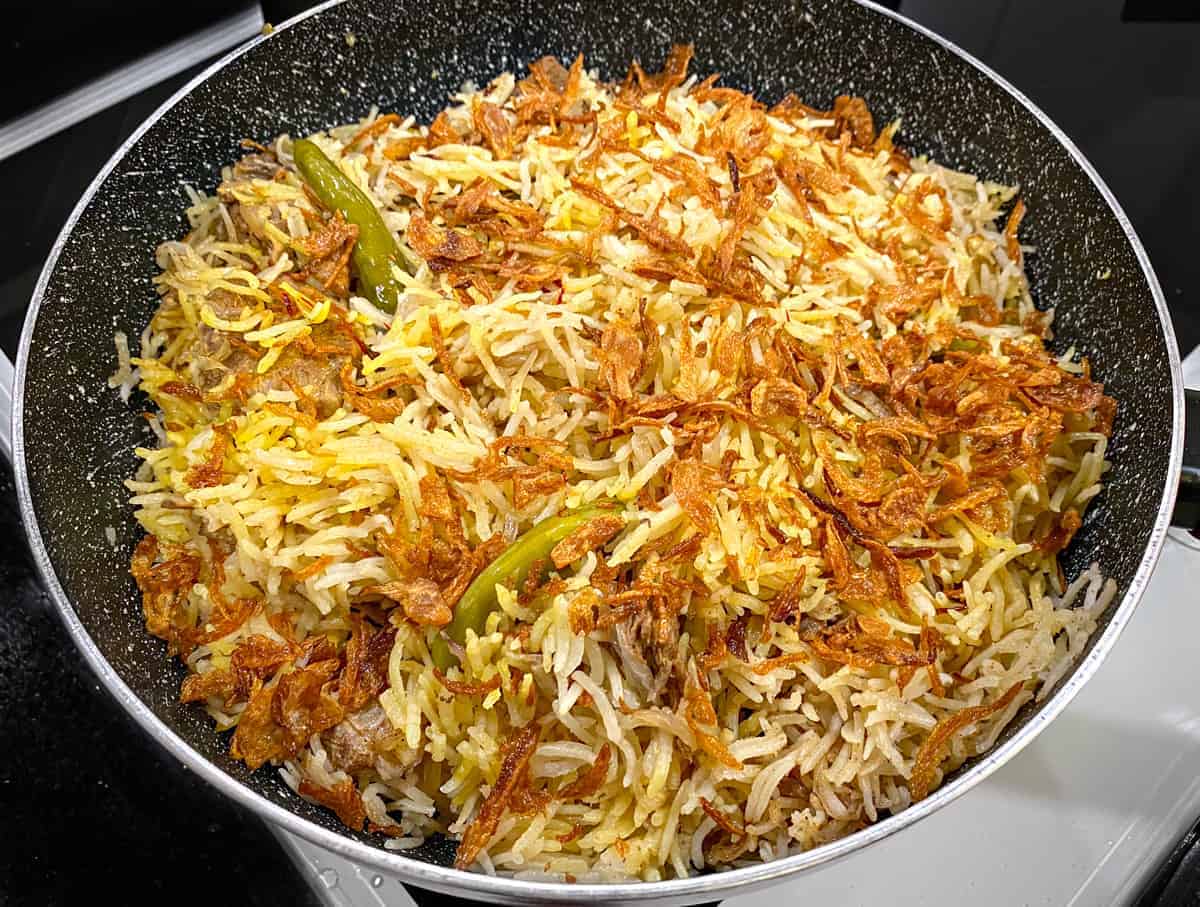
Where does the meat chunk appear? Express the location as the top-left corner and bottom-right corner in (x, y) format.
(263, 334), (348, 417)
(213, 150), (296, 247)
(183, 290), (350, 418)
(324, 703), (393, 774)
(232, 152), (283, 181)
(614, 608), (687, 706)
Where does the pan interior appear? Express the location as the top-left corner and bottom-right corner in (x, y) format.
(18, 0), (1175, 879)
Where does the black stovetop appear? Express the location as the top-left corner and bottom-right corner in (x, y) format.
(1, 1), (1197, 904)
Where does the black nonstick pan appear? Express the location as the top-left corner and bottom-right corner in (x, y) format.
(4, 0), (1197, 904)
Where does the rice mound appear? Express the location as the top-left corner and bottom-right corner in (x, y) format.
(119, 49), (1117, 881)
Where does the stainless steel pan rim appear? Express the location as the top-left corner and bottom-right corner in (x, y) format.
(10, 0), (1184, 902)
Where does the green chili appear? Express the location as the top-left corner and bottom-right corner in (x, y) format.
(432, 505), (615, 669)
(292, 137), (410, 312)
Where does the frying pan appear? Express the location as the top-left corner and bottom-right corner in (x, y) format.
(3, 0), (1199, 903)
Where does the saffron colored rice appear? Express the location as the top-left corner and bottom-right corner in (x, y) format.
(119, 49), (1117, 881)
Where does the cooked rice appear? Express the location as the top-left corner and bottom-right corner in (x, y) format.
(122, 49), (1117, 881)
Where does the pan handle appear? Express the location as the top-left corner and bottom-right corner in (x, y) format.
(0, 348), (13, 464)
(1173, 388), (1200, 532)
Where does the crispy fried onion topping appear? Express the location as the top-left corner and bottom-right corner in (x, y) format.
(228, 635), (345, 770)
(338, 617), (397, 711)
(683, 668), (742, 770)
(558, 741), (612, 801)
(375, 472), (508, 614)
(408, 212), (484, 266)
(909, 682), (1025, 800)
(454, 721), (542, 869)
(455, 434), (574, 509)
(550, 513), (625, 569)
(299, 777), (367, 830)
(804, 615), (940, 671)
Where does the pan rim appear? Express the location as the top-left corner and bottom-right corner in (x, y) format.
(13, 0), (1185, 902)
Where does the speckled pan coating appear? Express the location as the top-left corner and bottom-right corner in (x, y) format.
(13, 0), (1180, 894)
